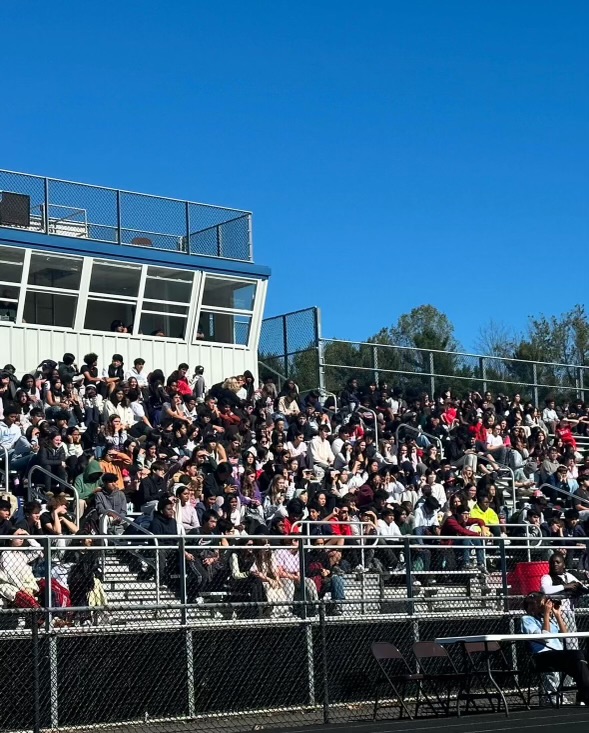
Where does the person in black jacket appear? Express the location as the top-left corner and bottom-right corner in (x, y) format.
(203, 462), (234, 498)
(38, 432), (68, 492)
(148, 498), (193, 589)
(136, 462), (169, 513)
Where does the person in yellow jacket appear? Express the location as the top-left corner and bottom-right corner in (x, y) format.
(470, 491), (499, 537)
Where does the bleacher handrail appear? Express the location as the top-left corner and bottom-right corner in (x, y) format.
(395, 423), (444, 456)
(98, 510), (161, 607)
(27, 465), (81, 523)
(537, 482), (589, 508)
(0, 445), (8, 491)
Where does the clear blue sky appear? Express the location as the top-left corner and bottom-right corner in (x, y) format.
(3, 1), (588, 351)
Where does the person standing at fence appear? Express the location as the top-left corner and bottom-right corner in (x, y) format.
(540, 551), (584, 649)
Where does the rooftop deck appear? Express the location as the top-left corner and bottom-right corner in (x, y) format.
(0, 169), (253, 262)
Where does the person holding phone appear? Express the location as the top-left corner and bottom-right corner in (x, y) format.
(521, 592), (589, 704)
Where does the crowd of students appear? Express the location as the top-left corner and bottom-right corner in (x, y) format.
(1, 356), (589, 621)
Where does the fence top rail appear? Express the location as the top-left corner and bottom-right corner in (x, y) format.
(0, 168), (251, 215)
(319, 337), (589, 372)
(5, 532), (586, 547)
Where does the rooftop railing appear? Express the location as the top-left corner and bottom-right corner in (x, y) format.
(0, 169), (253, 261)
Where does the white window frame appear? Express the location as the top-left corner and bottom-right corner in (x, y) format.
(194, 274), (257, 348)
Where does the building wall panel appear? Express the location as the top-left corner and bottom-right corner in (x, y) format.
(1, 324), (255, 384)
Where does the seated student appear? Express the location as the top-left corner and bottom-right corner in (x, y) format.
(440, 503), (486, 571)
(521, 591), (589, 705)
(94, 473), (127, 534)
(470, 490), (500, 537)
(0, 499), (15, 538)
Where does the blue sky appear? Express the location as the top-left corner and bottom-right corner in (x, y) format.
(3, 1), (588, 351)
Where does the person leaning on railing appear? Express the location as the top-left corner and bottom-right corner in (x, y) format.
(521, 591), (589, 705)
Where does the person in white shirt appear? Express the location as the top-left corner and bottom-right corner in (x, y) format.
(124, 358), (148, 388)
(486, 424), (507, 464)
(420, 470), (447, 510)
(286, 432), (308, 462)
(309, 425), (335, 478)
(331, 427), (351, 470)
(0, 406), (33, 472)
(377, 508), (402, 538)
(542, 399), (559, 434)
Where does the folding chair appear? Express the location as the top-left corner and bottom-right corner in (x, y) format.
(528, 650), (577, 708)
(412, 641), (467, 716)
(462, 641), (529, 714)
(371, 642), (425, 720)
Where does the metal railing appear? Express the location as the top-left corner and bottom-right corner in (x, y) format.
(352, 404), (379, 445)
(26, 465), (80, 523)
(0, 532), (588, 731)
(0, 169), (253, 261)
(537, 482), (589, 509)
(395, 423), (444, 456)
(0, 445), (8, 491)
(98, 510), (161, 608)
(320, 338), (589, 403)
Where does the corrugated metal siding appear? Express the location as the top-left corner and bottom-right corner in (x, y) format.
(1, 324), (256, 383)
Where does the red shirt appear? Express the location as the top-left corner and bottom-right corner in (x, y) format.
(176, 378), (192, 396)
(328, 518), (353, 536)
(283, 517), (301, 535)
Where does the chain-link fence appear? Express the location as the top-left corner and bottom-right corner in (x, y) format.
(0, 169), (252, 261)
(1, 533), (587, 732)
(321, 339), (589, 403)
(259, 307), (320, 391)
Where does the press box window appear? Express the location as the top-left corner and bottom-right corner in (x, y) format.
(198, 312), (251, 346)
(28, 253), (82, 290)
(138, 266), (192, 339)
(0, 245), (25, 283)
(89, 261), (141, 297)
(23, 292), (77, 328)
(202, 278), (256, 311)
(85, 260), (141, 333)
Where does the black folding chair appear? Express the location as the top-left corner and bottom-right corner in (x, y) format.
(412, 641), (467, 716)
(528, 648), (578, 708)
(462, 641), (529, 714)
(371, 642), (427, 720)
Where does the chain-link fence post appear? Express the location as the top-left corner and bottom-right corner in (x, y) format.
(533, 363), (539, 406)
(299, 532), (308, 619)
(429, 352), (435, 397)
(282, 315), (289, 378)
(480, 356), (487, 393)
(43, 176), (49, 233)
(318, 602), (330, 724)
(499, 538), (509, 610)
(404, 536), (414, 615)
(184, 200), (191, 255)
(186, 627), (196, 718)
(315, 308), (324, 391)
(49, 634), (59, 729)
(305, 621), (316, 706)
(180, 535), (188, 624)
(116, 189), (122, 244)
(579, 366), (585, 402)
(32, 609), (41, 733)
(44, 537), (52, 631)
(373, 345), (379, 386)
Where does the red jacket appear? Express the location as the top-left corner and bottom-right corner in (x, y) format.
(441, 515), (485, 538)
(176, 378), (192, 397)
(329, 518), (353, 536)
